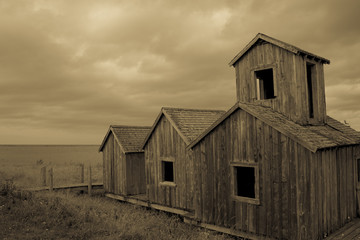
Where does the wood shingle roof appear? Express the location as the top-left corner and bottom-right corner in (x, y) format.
(142, 107), (226, 148)
(188, 102), (360, 152)
(99, 125), (151, 153)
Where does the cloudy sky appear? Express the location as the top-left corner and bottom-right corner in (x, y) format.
(0, 0), (359, 144)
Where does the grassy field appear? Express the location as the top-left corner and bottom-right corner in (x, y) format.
(0, 160), (103, 188)
(0, 181), (233, 240)
(0, 145), (236, 239)
(0, 145), (102, 188)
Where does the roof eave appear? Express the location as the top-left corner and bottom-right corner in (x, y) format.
(188, 102), (239, 150)
(99, 126), (126, 153)
(140, 110), (165, 150)
(316, 142), (360, 152)
(188, 102), (320, 153)
(228, 33), (330, 67)
(162, 109), (191, 145)
(142, 107), (205, 150)
(98, 127), (112, 152)
(236, 102), (319, 153)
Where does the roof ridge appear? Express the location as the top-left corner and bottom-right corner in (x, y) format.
(162, 106), (226, 113)
(110, 125), (151, 128)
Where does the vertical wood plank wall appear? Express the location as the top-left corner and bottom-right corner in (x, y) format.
(102, 133), (146, 196)
(192, 108), (358, 240)
(113, 140), (126, 195)
(103, 133), (114, 193)
(234, 43), (326, 125)
(126, 153), (146, 195)
(145, 115), (194, 211)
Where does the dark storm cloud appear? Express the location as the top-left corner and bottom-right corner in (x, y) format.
(0, 0), (359, 144)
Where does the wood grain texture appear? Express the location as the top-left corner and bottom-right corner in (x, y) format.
(102, 131), (146, 196)
(191, 108), (359, 240)
(234, 42), (327, 126)
(144, 115), (194, 211)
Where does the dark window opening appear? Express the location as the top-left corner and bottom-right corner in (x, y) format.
(162, 161), (174, 182)
(236, 166), (255, 198)
(255, 68), (275, 100)
(357, 159), (360, 182)
(306, 63), (315, 118)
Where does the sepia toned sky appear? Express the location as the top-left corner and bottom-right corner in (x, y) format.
(1, 0), (359, 144)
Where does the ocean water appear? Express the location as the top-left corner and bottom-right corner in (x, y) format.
(0, 145), (102, 166)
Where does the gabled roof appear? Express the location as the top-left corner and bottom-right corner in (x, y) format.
(99, 125), (151, 153)
(141, 107), (226, 148)
(188, 102), (360, 153)
(229, 33), (330, 66)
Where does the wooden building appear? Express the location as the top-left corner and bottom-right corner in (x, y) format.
(187, 34), (360, 240)
(141, 107), (225, 211)
(99, 125), (151, 196)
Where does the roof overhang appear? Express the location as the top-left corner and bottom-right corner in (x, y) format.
(98, 127), (112, 152)
(187, 102), (320, 153)
(98, 126), (125, 153)
(140, 108), (190, 150)
(229, 33), (330, 67)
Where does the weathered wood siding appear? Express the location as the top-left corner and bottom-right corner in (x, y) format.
(192, 108), (358, 240)
(303, 146), (359, 239)
(103, 132), (146, 195)
(113, 139), (126, 195)
(126, 153), (146, 195)
(234, 43), (326, 125)
(102, 132), (114, 193)
(145, 115), (194, 210)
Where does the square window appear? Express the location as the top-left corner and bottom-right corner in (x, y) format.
(162, 161), (174, 182)
(255, 68), (275, 100)
(235, 166), (255, 198)
(231, 162), (259, 205)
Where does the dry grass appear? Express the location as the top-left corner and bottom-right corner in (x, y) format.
(0, 153), (102, 188)
(0, 181), (233, 240)
(0, 162), (103, 188)
(0, 146), (236, 240)
(0, 145), (102, 188)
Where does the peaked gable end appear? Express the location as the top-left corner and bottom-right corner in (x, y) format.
(99, 125), (151, 153)
(229, 33), (330, 66)
(189, 102), (360, 152)
(142, 107), (226, 149)
(230, 33), (329, 126)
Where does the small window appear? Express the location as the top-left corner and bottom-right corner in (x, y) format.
(162, 161), (174, 182)
(231, 162), (259, 205)
(255, 68), (275, 100)
(236, 166), (255, 198)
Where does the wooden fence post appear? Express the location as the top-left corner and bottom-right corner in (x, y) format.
(40, 166), (47, 186)
(80, 164), (84, 183)
(49, 167), (53, 192)
(88, 166), (92, 196)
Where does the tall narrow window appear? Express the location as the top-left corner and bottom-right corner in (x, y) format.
(255, 68), (275, 100)
(306, 63), (315, 118)
(357, 159), (360, 183)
